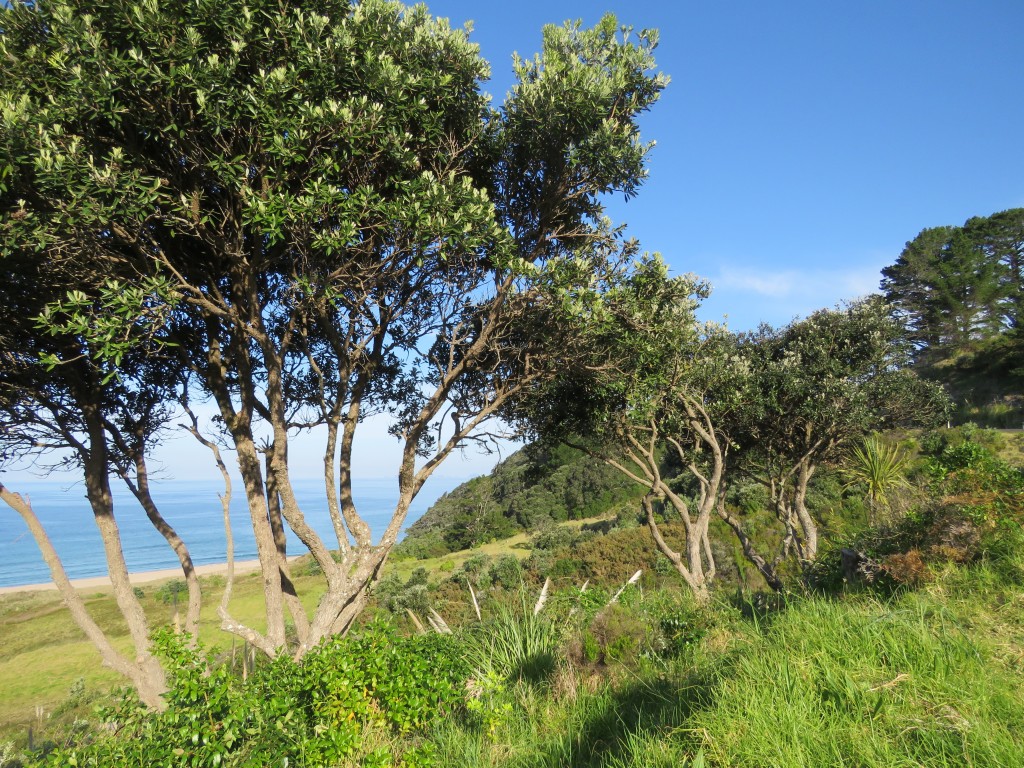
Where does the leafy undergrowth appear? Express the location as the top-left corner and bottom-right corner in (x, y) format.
(31, 623), (467, 768)
(6, 559), (1023, 768)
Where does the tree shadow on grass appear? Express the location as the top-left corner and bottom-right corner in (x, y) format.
(521, 668), (718, 768)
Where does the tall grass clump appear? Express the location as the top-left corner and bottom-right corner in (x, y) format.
(691, 593), (1024, 767)
(465, 598), (563, 684)
(430, 658), (712, 768)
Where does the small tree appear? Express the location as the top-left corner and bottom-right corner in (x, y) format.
(726, 298), (950, 583)
(518, 290), (950, 598)
(509, 258), (739, 604)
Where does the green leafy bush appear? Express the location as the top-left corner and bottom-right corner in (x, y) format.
(487, 555), (524, 591)
(374, 568), (431, 615)
(523, 549), (554, 578)
(530, 522), (577, 551)
(41, 624), (469, 768)
(456, 554), (493, 589)
(153, 580), (187, 605)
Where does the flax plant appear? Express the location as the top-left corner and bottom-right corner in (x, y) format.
(842, 436), (913, 525)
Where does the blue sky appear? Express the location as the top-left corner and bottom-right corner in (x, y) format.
(6, 1), (1024, 488)
(430, 0), (1024, 329)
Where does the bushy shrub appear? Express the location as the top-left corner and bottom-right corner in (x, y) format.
(393, 531), (452, 561)
(644, 594), (716, 659)
(523, 549), (554, 578)
(612, 506), (644, 530)
(549, 556), (583, 578)
(879, 549), (931, 586)
(551, 523), (682, 585)
(530, 522), (577, 551)
(487, 555), (524, 590)
(456, 554), (493, 588)
(566, 590), (715, 668)
(374, 568), (431, 615)
(915, 439), (1023, 565)
(918, 423), (1005, 457)
(153, 580), (186, 605)
(728, 481), (770, 516)
(42, 624), (469, 768)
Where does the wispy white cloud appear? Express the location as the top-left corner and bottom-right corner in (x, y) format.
(696, 257), (890, 329)
(713, 263), (883, 302)
(715, 267), (797, 298)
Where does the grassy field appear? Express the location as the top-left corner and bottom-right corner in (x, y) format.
(0, 570), (285, 734)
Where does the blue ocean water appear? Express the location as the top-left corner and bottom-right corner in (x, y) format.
(0, 476), (461, 588)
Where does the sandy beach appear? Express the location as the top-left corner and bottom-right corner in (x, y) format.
(0, 558), (270, 597)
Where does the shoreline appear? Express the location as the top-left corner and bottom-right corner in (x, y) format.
(0, 558), (277, 597)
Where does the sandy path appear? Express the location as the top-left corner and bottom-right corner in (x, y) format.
(0, 558), (271, 596)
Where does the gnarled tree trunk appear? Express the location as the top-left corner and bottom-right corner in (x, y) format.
(0, 484), (168, 710)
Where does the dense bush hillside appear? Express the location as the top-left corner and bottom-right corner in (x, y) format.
(397, 444), (646, 558)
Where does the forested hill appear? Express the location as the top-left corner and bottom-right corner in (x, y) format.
(397, 444), (645, 559)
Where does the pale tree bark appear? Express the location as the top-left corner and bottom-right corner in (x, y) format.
(0, 360), (204, 705)
(180, 404), (248, 644)
(125, 468), (202, 639)
(103, 420), (202, 640)
(0, 483), (167, 710)
(791, 460), (818, 562)
(197, 327), (287, 656)
(598, 411), (722, 607)
(265, 453), (311, 644)
(640, 493), (710, 604)
(760, 447), (824, 570)
(726, 427), (833, 591)
(176, 268), (552, 659)
(290, 342), (535, 656)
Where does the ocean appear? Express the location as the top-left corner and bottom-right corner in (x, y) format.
(0, 476), (461, 588)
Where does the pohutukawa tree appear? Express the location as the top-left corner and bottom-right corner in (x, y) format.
(0, 0), (667, 701)
(508, 258), (739, 605)
(515, 286), (950, 600)
(727, 298), (950, 585)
